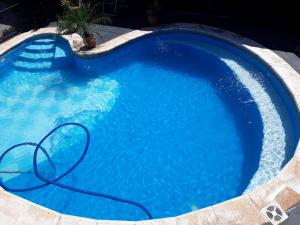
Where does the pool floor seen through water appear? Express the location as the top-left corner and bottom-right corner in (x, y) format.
(0, 33), (298, 220)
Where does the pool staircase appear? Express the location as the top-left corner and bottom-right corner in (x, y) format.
(12, 39), (72, 73)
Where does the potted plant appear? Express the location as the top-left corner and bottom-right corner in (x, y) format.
(146, 0), (162, 26)
(58, 1), (110, 49)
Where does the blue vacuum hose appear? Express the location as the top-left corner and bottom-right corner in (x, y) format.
(0, 122), (152, 219)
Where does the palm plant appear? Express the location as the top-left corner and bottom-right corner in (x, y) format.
(57, 1), (111, 48)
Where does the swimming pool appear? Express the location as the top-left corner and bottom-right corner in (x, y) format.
(0, 31), (299, 221)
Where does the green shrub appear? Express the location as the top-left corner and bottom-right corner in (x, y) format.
(57, 1), (111, 37)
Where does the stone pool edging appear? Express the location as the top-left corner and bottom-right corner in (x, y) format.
(1, 23), (300, 225)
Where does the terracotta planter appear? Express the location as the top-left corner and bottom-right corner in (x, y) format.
(147, 15), (159, 26)
(84, 34), (97, 49)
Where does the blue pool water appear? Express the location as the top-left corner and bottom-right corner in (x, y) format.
(0, 32), (299, 220)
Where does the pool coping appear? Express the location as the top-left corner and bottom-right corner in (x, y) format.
(1, 23), (300, 225)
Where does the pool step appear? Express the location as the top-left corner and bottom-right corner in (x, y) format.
(32, 39), (56, 44)
(17, 55), (55, 63)
(23, 47), (56, 54)
(19, 51), (55, 60)
(13, 60), (53, 70)
(25, 44), (55, 51)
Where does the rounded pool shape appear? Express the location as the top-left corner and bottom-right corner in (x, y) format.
(0, 29), (299, 221)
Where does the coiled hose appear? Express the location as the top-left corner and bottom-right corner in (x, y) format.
(0, 122), (152, 219)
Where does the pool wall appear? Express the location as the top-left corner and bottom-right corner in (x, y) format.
(1, 23), (300, 225)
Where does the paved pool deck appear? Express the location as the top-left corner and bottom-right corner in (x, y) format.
(263, 203), (300, 225)
(1, 23), (300, 225)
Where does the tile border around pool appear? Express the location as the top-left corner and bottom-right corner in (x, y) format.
(1, 23), (300, 225)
